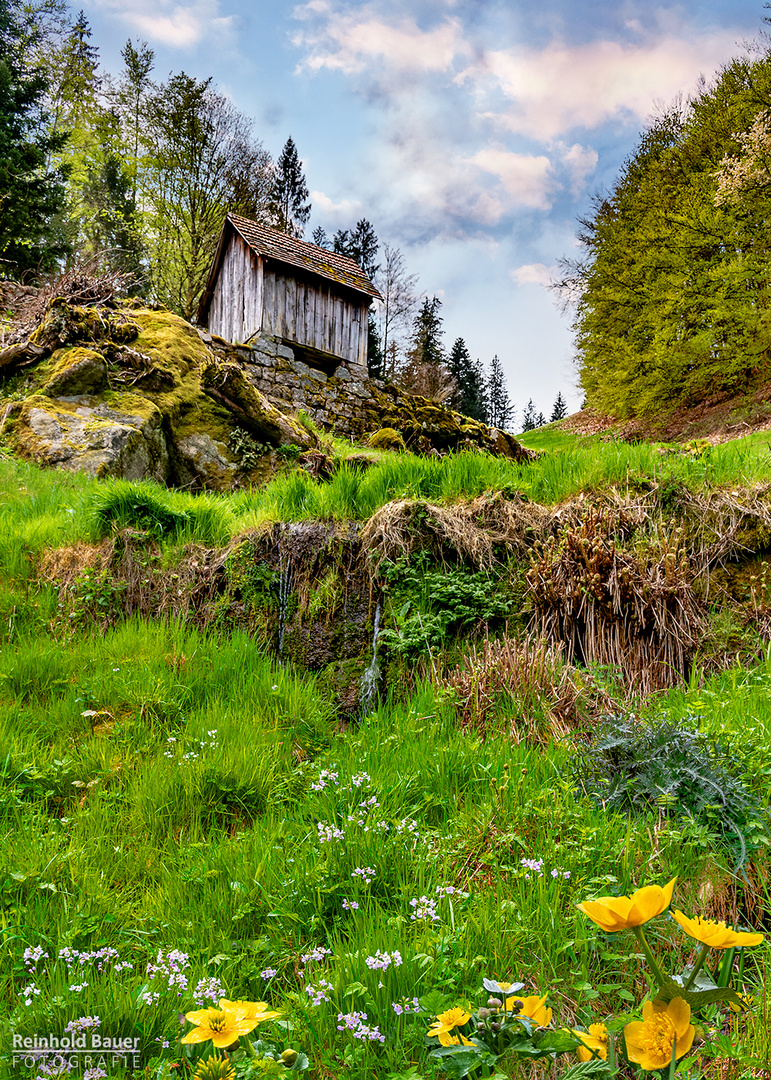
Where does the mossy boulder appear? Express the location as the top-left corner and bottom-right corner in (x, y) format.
(41, 347), (109, 397)
(367, 427), (406, 452)
(7, 392), (169, 481)
(0, 296), (318, 489)
(365, 383), (534, 460)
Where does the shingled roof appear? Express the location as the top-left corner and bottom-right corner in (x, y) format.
(223, 212), (380, 298)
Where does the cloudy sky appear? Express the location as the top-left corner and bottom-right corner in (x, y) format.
(83, 0), (765, 420)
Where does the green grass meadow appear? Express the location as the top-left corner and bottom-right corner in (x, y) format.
(0, 438), (770, 1080)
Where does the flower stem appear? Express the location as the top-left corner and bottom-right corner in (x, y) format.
(682, 943), (710, 992)
(632, 926), (667, 990)
(240, 1035), (259, 1061)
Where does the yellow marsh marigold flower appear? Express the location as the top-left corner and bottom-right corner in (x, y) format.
(625, 998), (695, 1071)
(505, 993), (552, 1026)
(578, 877), (677, 933)
(181, 1007), (262, 1048)
(427, 1006), (471, 1040)
(571, 1022), (608, 1061)
(671, 911), (765, 949)
(438, 1031), (474, 1046)
(218, 999), (282, 1022)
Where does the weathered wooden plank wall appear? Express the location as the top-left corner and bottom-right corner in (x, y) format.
(206, 234), (262, 343)
(261, 268), (367, 366)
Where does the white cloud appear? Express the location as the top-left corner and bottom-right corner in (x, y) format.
(462, 31), (744, 139)
(289, 3), (751, 241)
(510, 263), (558, 287)
(94, 0), (232, 48)
(561, 143), (599, 193)
(292, 2), (466, 76)
(310, 190), (364, 223)
(465, 146), (553, 210)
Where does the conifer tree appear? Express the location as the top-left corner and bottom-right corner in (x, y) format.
(0, 0), (70, 277)
(270, 136), (311, 237)
(400, 295), (453, 399)
(550, 391), (568, 421)
(486, 354), (513, 429)
(521, 398), (537, 431)
(447, 337), (488, 422)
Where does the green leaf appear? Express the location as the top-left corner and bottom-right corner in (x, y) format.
(420, 990), (449, 1014)
(656, 977), (743, 1007)
(428, 1046), (488, 1078)
(558, 1061), (613, 1079)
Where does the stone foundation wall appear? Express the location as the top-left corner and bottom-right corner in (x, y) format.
(202, 330), (532, 461)
(205, 330), (375, 438)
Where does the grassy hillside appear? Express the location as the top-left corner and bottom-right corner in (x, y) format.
(1, 431), (770, 1080)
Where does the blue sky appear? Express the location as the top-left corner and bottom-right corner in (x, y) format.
(83, 0), (765, 418)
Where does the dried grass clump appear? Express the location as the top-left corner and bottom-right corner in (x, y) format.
(527, 505), (703, 692)
(40, 532), (223, 630)
(361, 493), (550, 569)
(440, 635), (614, 744)
(2, 257), (137, 346)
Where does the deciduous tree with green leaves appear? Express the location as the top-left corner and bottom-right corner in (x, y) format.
(143, 72), (272, 318)
(561, 47), (771, 419)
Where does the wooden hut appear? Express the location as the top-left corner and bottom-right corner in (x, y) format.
(197, 213), (380, 375)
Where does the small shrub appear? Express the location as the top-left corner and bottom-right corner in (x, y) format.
(573, 712), (769, 870)
(228, 427), (273, 469)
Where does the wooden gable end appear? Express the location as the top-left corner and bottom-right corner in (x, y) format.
(205, 229), (263, 345)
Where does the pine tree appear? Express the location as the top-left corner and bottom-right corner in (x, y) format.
(550, 391), (568, 421)
(270, 136), (311, 237)
(410, 296), (445, 367)
(486, 354), (513, 429)
(0, 0), (70, 277)
(312, 225), (330, 249)
(535, 411), (546, 427)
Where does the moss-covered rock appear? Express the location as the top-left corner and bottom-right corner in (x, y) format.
(8, 392), (169, 481)
(367, 427), (406, 451)
(364, 383), (535, 460)
(41, 347), (109, 397)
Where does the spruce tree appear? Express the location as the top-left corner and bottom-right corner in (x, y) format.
(399, 295), (452, 399)
(0, 0), (69, 277)
(270, 136), (311, 237)
(486, 354), (513, 429)
(521, 399), (537, 431)
(550, 391), (568, 421)
(447, 337), (488, 422)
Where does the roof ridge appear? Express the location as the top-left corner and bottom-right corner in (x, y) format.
(226, 212), (381, 299)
